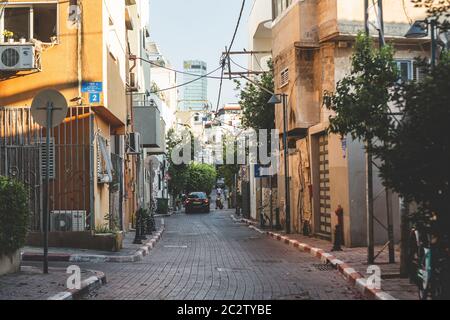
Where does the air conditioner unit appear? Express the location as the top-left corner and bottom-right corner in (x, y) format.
(127, 132), (141, 154)
(50, 211), (87, 232)
(0, 44), (35, 71)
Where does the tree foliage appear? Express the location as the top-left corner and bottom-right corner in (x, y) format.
(166, 128), (189, 196)
(186, 163), (217, 195)
(0, 176), (30, 256)
(217, 135), (240, 190)
(235, 60), (275, 131)
(324, 33), (399, 144)
(376, 54), (450, 228)
(411, 0), (450, 30)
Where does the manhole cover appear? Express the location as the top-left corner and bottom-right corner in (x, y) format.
(312, 263), (335, 271)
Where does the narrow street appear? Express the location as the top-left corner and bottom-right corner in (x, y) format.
(38, 209), (364, 300)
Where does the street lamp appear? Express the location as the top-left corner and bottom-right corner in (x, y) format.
(268, 93), (291, 234)
(405, 19), (438, 67)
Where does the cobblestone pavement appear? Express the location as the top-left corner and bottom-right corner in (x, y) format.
(27, 209), (365, 300)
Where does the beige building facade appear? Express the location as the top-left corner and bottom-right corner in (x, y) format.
(269, 0), (429, 246)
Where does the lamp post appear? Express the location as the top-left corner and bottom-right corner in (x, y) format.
(405, 19), (438, 67)
(268, 93), (291, 234)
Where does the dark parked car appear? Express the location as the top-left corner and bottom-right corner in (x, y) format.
(185, 192), (210, 213)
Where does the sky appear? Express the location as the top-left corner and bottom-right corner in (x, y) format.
(149, 0), (253, 108)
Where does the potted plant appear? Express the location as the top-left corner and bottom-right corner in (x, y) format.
(2, 30), (14, 43)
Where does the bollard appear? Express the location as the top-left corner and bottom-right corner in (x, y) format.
(139, 210), (147, 241)
(133, 210), (143, 244)
(275, 208), (282, 230)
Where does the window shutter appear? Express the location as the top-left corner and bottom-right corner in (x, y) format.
(39, 137), (55, 179)
(280, 68), (289, 88)
(413, 62), (426, 83)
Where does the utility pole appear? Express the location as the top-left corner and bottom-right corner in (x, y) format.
(364, 0), (370, 35)
(282, 94), (291, 234)
(364, 0), (375, 265)
(377, 0), (395, 264)
(378, 0), (385, 47)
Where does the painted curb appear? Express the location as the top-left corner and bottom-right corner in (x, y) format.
(47, 270), (107, 300)
(231, 215), (397, 301)
(22, 223), (165, 264)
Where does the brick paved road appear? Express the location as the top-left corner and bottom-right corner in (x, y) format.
(39, 210), (364, 300)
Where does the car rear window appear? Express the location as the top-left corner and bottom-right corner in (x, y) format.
(188, 193), (206, 199)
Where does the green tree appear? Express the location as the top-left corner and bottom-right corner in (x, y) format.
(166, 128), (189, 197)
(323, 32), (400, 264)
(217, 135), (240, 191)
(0, 176), (30, 256)
(376, 54), (450, 231)
(186, 163), (217, 195)
(324, 33), (399, 144)
(235, 60), (275, 131)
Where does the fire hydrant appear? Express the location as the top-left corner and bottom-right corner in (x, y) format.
(332, 205), (344, 251)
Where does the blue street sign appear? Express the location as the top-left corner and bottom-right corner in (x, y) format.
(82, 81), (103, 93)
(89, 92), (101, 103)
(254, 164), (271, 178)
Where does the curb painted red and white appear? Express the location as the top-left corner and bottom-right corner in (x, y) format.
(231, 215), (396, 301)
(17, 266), (107, 300)
(22, 223), (165, 264)
(47, 269), (107, 300)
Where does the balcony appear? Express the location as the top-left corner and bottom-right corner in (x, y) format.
(248, 0), (273, 71)
(132, 96), (163, 149)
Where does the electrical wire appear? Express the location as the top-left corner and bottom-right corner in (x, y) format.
(402, 0), (413, 25)
(216, 0), (246, 113)
(150, 65), (223, 94)
(230, 57), (269, 75)
(137, 56), (241, 80)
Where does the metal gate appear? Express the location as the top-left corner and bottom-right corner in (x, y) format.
(318, 134), (331, 236)
(0, 107), (93, 232)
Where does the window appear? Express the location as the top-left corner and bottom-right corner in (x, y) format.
(1, 4), (57, 43)
(273, 0), (294, 19)
(413, 63), (426, 83)
(4, 7), (30, 40)
(395, 60), (413, 83)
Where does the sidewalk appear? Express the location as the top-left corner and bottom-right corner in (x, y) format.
(22, 220), (165, 263)
(233, 215), (418, 300)
(0, 266), (105, 300)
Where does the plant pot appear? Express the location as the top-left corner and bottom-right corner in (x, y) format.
(7, 38), (14, 44)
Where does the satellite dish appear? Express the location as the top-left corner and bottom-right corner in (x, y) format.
(31, 89), (68, 128)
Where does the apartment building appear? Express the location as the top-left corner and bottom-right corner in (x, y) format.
(0, 0), (158, 245)
(269, 0), (429, 246)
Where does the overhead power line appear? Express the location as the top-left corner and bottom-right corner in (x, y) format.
(137, 56), (240, 80)
(230, 57), (268, 75)
(149, 65), (223, 94)
(216, 0), (246, 113)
